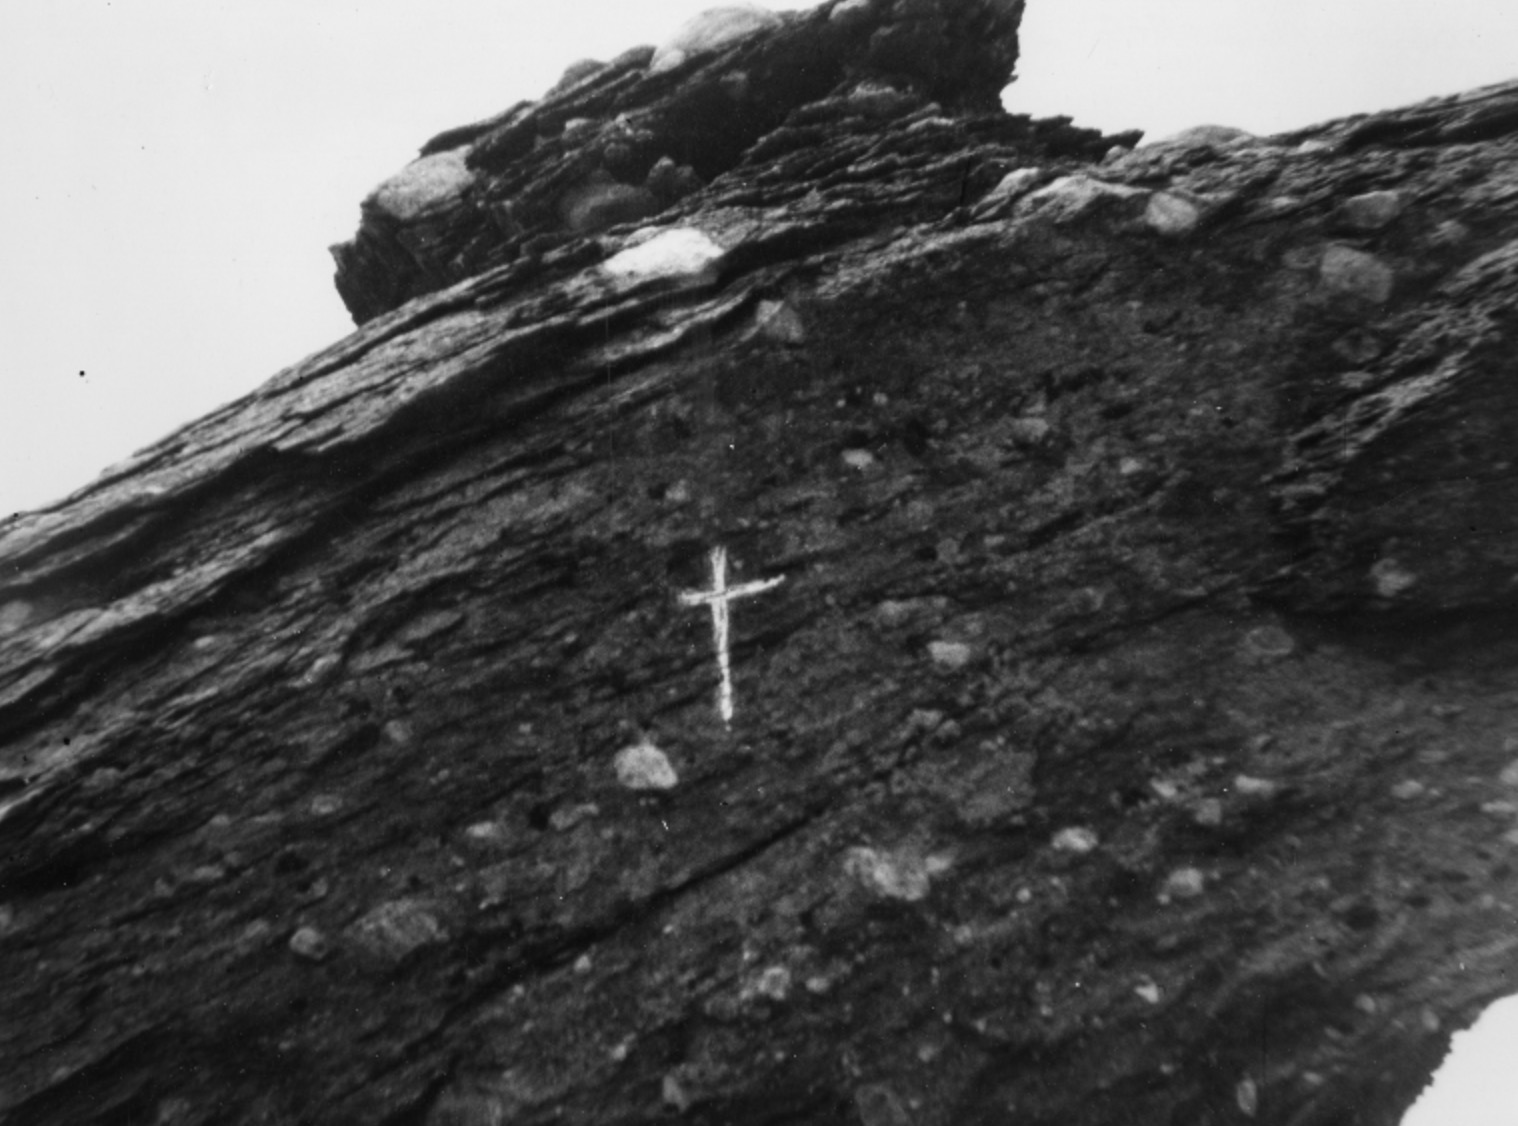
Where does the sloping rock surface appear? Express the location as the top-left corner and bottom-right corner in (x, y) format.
(4, 2), (1518, 1124)
(330, 0), (1119, 324)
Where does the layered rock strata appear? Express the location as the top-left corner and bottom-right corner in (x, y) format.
(3, 2), (1518, 1124)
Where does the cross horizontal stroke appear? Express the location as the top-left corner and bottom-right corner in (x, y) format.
(679, 546), (784, 726)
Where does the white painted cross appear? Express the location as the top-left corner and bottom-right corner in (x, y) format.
(679, 546), (784, 726)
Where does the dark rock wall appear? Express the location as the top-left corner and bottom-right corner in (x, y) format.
(3, 2), (1518, 1124)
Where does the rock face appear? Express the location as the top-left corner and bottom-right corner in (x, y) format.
(4, 2), (1518, 1123)
(330, 0), (1064, 323)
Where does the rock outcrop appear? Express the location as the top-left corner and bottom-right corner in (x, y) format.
(329, 0), (1110, 323)
(5, 1), (1518, 1123)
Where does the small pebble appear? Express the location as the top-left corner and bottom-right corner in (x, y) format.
(1236, 1076), (1259, 1117)
(649, 3), (782, 74)
(549, 803), (601, 831)
(928, 641), (973, 669)
(465, 821), (508, 843)
(0, 601), (34, 633)
(1145, 192), (1201, 237)
(1234, 775), (1279, 798)
(614, 739), (678, 791)
(1161, 867), (1207, 900)
(841, 448), (876, 471)
(1051, 827), (1099, 854)
(602, 228), (723, 282)
(754, 300), (806, 344)
(908, 708), (945, 733)
(1337, 190), (1403, 232)
(1241, 625), (1296, 660)
(1391, 780), (1426, 800)
(349, 899), (447, 963)
(1192, 798), (1224, 827)
(662, 1072), (693, 1112)
(289, 926), (331, 961)
(1370, 557), (1417, 598)
(749, 965), (791, 1001)
(855, 1084), (911, 1126)
(1135, 979), (1162, 1004)
(301, 653), (343, 687)
(1320, 245), (1395, 304)
(844, 846), (952, 902)
(1006, 416), (1052, 445)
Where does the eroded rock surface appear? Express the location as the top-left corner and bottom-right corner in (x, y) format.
(4, 2), (1518, 1124)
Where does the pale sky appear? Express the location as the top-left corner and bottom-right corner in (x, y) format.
(2, 2), (1517, 1118)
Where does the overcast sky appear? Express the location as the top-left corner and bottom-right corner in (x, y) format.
(2, 2), (1517, 1118)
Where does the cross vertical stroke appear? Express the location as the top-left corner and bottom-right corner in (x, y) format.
(679, 546), (784, 726)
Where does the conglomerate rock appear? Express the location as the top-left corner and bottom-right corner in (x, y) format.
(4, 1), (1518, 1124)
(330, 0), (1111, 324)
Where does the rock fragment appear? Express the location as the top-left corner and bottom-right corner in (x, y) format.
(753, 299), (806, 344)
(1160, 867), (1206, 900)
(1233, 775), (1280, 799)
(1052, 826), (1099, 854)
(928, 640), (973, 669)
(560, 178), (661, 233)
(1320, 245), (1395, 303)
(369, 150), (473, 221)
(855, 1083), (912, 1126)
(1145, 191), (1201, 237)
(1237, 1076), (1259, 1117)
(1337, 190), (1403, 232)
(547, 58), (607, 96)
(1154, 123), (1256, 149)
(601, 227), (724, 281)
(348, 899), (448, 964)
(1369, 556), (1417, 597)
(614, 739), (679, 790)
(649, 3), (783, 74)
(1016, 174), (1147, 225)
(289, 926), (331, 961)
(970, 166), (1042, 218)
(845, 845), (951, 901)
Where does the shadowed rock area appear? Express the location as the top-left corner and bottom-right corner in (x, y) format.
(5, 1), (1518, 1123)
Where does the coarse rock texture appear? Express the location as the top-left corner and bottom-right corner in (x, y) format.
(330, 0), (1063, 323)
(4, 1), (1518, 1123)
